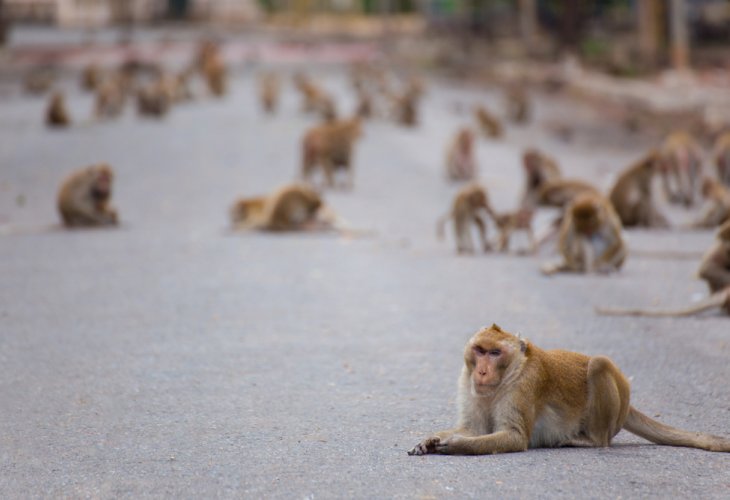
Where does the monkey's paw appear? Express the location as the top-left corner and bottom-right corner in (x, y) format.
(408, 437), (440, 456)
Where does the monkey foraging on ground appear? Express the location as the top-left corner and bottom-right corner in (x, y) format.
(657, 131), (703, 207)
(301, 117), (362, 189)
(542, 193), (626, 275)
(57, 164), (118, 227)
(408, 324), (730, 455)
(609, 151), (669, 228)
(436, 184), (497, 254)
(445, 128), (477, 182)
(46, 91), (71, 127)
(494, 208), (536, 254)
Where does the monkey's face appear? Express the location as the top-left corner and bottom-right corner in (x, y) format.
(91, 167), (113, 201)
(465, 326), (526, 396)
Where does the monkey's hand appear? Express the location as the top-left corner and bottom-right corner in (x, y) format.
(407, 436), (441, 456)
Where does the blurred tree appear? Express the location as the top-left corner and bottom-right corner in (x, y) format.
(669, 0), (689, 69)
(0, 0), (7, 47)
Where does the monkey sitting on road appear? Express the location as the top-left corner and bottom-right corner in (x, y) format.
(609, 151), (669, 228)
(504, 86), (530, 124)
(542, 193), (626, 275)
(657, 131), (703, 207)
(437, 183), (497, 254)
(521, 149), (561, 208)
(409, 324), (730, 455)
(57, 164), (118, 227)
(473, 105), (503, 139)
(46, 91), (71, 127)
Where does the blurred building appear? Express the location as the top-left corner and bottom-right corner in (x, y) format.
(4, 0), (260, 26)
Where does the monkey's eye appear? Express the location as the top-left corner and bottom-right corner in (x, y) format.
(473, 346), (487, 356)
(488, 349), (502, 357)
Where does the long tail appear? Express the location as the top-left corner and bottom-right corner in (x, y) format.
(596, 291), (728, 317)
(624, 407), (730, 452)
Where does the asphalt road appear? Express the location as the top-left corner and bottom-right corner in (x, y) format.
(1, 35), (729, 498)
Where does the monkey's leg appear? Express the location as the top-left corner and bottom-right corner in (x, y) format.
(572, 356), (630, 447)
(408, 428), (470, 456)
(431, 430), (528, 455)
(473, 215), (491, 252)
(321, 158), (336, 188)
(455, 219), (474, 254)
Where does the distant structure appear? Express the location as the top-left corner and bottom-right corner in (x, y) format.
(4, 0), (260, 26)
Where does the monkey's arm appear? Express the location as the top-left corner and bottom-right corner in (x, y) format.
(593, 230), (624, 270)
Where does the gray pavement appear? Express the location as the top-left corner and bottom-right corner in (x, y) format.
(1, 33), (729, 498)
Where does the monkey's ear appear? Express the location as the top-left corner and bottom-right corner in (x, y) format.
(519, 340), (528, 353)
(490, 323), (502, 332)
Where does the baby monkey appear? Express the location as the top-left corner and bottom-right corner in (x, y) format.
(437, 184), (497, 254)
(409, 324), (730, 455)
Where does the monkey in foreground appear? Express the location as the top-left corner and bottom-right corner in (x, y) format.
(657, 131), (703, 207)
(445, 128), (477, 182)
(436, 184), (496, 254)
(57, 164), (118, 227)
(692, 178), (730, 228)
(542, 193), (626, 275)
(474, 106), (503, 139)
(712, 131), (730, 187)
(494, 208), (535, 254)
(504, 86), (530, 124)
(301, 117), (362, 189)
(230, 184), (336, 232)
(46, 91), (71, 127)
(609, 151), (669, 228)
(408, 324), (730, 456)
(259, 72), (279, 114)
(521, 149), (561, 207)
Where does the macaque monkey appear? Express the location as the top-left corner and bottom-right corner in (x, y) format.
(699, 220), (730, 294)
(474, 106), (503, 139)
(46, 91), (71, 127)
(657, 131), (703, 207)
(392, 91), (419, 127)
(536, 179), (599, 208)
(57, 164), (118, 227)
(137, 82), (170, 118)
(542, 193), (626, 275)
(408, 324), (730, 456)
(436, 183), (496, 254)
(301, 117), (362, 189)
(95, 79), (126, 119)
(712, 131), (730, 187)
(692, 178), (730, 228)
(259, 72), (279, 114)
(81, 63), (101, 92)
(230, 184), (334, 232)
(521, 149), (562, 207)
(494, 208), (535, 254)
(609, 151), (669, 228)
(203, 55), (227, 97)
(504, 86), (530, 124)
(293, 73), (334, 119)
(445, 128), (477, 182)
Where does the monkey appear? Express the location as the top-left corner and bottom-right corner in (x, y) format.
(392, 91), (419, 127)
(536, 178), (600, 208)
(609, 150), (669, 228)
(95, 78), (126, 119)
(57, 164), (118, 228)
(136, 81), (170, 118)
(698, 220), (730, 294)
(712, 131), (730, 187)
(541, 192), (626, 275)
(521, 149), (562, 208)
(259, 72), (279, 114)
(657, 131), (704, 207)
(203, 54), (227, 97)
(46, 91), (71, 127)
(474, 105), (503, 139)
(301, 117), (362, 189)
(293, 73), (335, 119)
(157, 71), (193, 104)
(493, 207), (536, 254)
(436, 183), (497, 254)
(230, 184), (335, 232)
(691, 178), (730, 228)
(81, 63), (101, 92)
(504, 86), (530, 124)
(408, 324), (730, 456)
(445, 128), (477, 182)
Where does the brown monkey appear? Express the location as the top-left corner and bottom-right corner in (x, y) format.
(46, 91), (71, 127)
(692, 178), (730, 228)
(474, 105), (503, 139)
(203, 55), (227, 97)
(521, 149), (562, 207)
(504, 86), (530, 124)
(293, 73), (334, 119)
(436, 183), (496, 254)
(536, 178), (600, 208)
(408, 324), (730, 456)
(445, 128), (477, 182)
(57, 164), (118, 227)
(301, 117), (362, 189)
(355, 90), (372, 119)
(494, 207), (535, 254)
(609, 151), (669, 228)
(95, 79), (126, 119)
(230, 184), (331, 232)
(137, 81), (170, 118)
(259, 72), (279, 114)
(392, 91), (419, 127)
(81, 63), (101, 92)
(542, 193), (626, 275)
(657, 131), (703, 207)
(699, 220), (730, 294)
(712, 131), (730, 187)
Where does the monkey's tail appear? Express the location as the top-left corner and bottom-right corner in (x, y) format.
(595, 291), (727, 317)
(624, 407), (730, 452)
